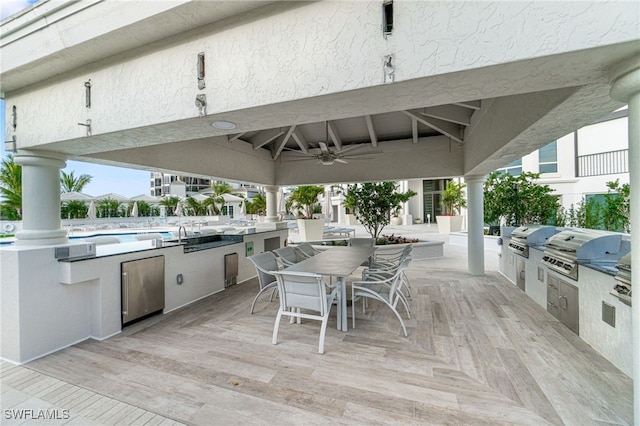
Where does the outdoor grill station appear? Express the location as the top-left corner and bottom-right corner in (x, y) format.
(501, 225), (632, 376)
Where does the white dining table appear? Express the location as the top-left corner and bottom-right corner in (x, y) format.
(285, 246), (375, 331)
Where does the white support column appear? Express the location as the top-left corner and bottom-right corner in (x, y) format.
(610, 57), (640, 423)
(14, 153), (68, 245)
(465, 175), (485, 276)
(264, 185), (278, 222)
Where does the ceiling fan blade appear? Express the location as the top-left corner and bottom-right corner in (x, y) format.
(318, 141), (330, 154)
(284, 157), (316, 162)
(336, 144), (371, 155)
(334, 158), (349, 164)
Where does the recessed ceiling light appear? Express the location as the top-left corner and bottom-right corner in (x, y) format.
(500, 153), (516, 158)
(211, 120), (237, 130)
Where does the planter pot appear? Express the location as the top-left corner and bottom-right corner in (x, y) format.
(436, 215), (463, 234)
(297, 218), (325, 241)
(390, 216), (402, 225)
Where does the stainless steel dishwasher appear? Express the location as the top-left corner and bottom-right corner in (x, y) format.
(121, 256), (165, 326)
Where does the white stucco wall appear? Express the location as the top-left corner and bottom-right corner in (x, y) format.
(5, 1), (639, 150)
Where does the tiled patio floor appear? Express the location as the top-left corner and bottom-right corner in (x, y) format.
(1, 237), (633, 425)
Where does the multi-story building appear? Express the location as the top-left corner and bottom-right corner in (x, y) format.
(406, 108), (630, 224)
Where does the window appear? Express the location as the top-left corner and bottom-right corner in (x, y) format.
(497, 159), (522, 176)
(383, 1), (393, 34)
(539, 141), (558, 173)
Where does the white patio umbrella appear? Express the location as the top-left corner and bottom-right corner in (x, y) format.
(61, 191), (94, 202)
(322, 190), (333, 222)
(131, 201), (139, 217)
(174, 198), (184, 217)
(239, 198), (246, 216)
(86, 200), (97, 220)
(276, 187), (285, 217)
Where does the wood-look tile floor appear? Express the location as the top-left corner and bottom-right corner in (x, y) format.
(10, 249), (634, 425)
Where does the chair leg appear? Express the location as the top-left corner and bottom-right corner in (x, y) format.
(318, 316), (329, 354)
(384, 301), (408, 337)
(272, 310), (283, 345)
(352, 296), (356, 329)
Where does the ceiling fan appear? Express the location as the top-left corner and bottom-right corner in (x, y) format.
(285, 122), (379, 165)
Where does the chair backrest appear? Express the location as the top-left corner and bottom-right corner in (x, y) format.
(274, 271), (329, 314)
(273, 246), (304, 266)
(296, 242), (317, 257)
(248, 252), (279, 290)
(349, 237), (375, 247)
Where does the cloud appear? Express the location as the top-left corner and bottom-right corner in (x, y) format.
(1, 0), (37, 21)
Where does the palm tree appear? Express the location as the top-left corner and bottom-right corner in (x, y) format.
(61, 200), (89, 219)
(160, 196), (181, 216)
(184, 197), (207, 216)
(0, 155), (22, 219)
(60, 170), (92, 193)
(208, 182), (233, 215)
(98, 198), (122, 218)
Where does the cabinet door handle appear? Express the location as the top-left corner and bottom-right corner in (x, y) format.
(559, 295), (568, 309)
(122, 272), (129, 316)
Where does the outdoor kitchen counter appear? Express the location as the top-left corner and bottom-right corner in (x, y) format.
(500, 239), (632, 378)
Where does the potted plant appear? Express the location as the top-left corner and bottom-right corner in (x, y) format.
(289, 185), (325, 241)
(436, 180), (466, 233)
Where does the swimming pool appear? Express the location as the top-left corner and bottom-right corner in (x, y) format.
(71, 231), (174, 243)
(0, 231), (175, 245)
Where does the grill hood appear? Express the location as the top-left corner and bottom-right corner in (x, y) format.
(508, 225), (557, 258)
(542, 229), (629, 280)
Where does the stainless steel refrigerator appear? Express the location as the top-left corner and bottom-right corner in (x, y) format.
(121, 256), (165, 326)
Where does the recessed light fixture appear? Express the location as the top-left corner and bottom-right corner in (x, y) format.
(500, 153), (516, 158)
(211, 120), (237, 130)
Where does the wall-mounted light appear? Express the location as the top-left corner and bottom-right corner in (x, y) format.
(383, 55), (394, 84)
(197, 53), (205, 90)
(195, 94), (207, 117)
(77, 119), (92, 136)
(11, 105), (17, 130)
(84, 80), (92, 108)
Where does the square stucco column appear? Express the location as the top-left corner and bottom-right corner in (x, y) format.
(14, 154), (68, 245)
(610, 56), (640, 424)
(465, 175), (485, 276)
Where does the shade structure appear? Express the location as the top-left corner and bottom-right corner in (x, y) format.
(61, 191), (94, 202)
(130, 194), (160, 204)
(221, 193), (243, 203)
(191, 193), (210, 202)
(131, 202), (139, 217)
(87, 201), (96, 220)
(96, 192), (129, 202)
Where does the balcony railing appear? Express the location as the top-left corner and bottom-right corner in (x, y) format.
(577, 149), (628, 177)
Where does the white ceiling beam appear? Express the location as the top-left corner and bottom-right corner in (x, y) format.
(364, 115), (378, 148)
(227, 132), (246, 143)
(292, 130), (309, 153)
(421, 104), (472, 126)
(252, 129), (285, 150)
(402, 110), (464, 144)
(411, 117), (418, 144)
(272, 125), (296, 159)
(453, 100), (481, 110)
(327, 121), (342, 150)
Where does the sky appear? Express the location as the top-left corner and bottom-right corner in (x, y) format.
(0, 0), (154, 197)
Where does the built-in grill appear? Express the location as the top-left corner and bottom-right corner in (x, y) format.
(611, 252), (631, 305)
(542, 229), (629, 280)
(508, 225), (558, 258)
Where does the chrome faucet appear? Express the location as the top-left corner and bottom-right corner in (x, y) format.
(178, 225), (187, 242)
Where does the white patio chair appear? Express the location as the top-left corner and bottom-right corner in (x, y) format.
(367, 245), (414, 300)
(295, 242), (321, 258)
(247, 252), (280, 314)
(351, 263), (410, 337)
(361, 258), (412, 316)
(273, 246), (305, 267)
(272, 271), (339, 354)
